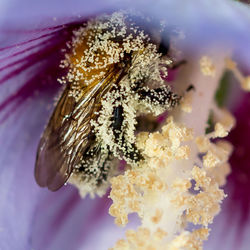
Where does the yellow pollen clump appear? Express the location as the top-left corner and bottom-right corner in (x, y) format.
(200, 56), (216, 77)
(168, 229), (209, 250)
(220, 109), (236, 130)
(162, 117), (194, 148)
(214, 122), (229, 137)
(192, 166), (211, 190)
(209, 109), (235, 139)
(110, 106), (232, 249)
(195, 136), (210, 153)
(203, 150), (220, 169)
(175, 145), (190, 160)
(151, 208), (163, 224)
(136, 132), (149, 151)
(112, 227), (170, 250)
(225, 57), (250, 91)
(171, 178), (192, 192)
(153, 228), (168, 240)
(209, 162), (231, 186)
(185, 187), (224, 226)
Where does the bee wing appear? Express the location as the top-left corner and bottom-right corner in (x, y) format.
(35, 68), (123, 191)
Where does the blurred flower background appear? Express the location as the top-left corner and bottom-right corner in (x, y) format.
(0, 0), (250, 249)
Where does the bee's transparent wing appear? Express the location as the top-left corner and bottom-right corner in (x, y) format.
(35, 68), (122, 191)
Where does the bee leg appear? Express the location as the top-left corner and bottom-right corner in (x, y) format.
(96, 151), (113, 185)
(77, 145), (112, 186)
(112, 105), (143, 164)
(112, 105), (124, 137)
(122, 142), (142, 163)
(136, 87), (181, 108)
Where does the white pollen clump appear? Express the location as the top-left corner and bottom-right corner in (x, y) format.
(200, 56), (216, 77)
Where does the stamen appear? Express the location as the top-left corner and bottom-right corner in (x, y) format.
(225, 57), (250, 91)
(109, 51), (235, 249)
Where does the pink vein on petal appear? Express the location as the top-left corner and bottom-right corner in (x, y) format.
(0, 32), (68, 85)
(77, 191), (112, 246)
(0, 22), (84, 123)
(0, 25), (67, 51)
(0, 32), (62, 63)
(39, 188), (80, 248)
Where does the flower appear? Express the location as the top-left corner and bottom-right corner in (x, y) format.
(0, 0), (250, 250)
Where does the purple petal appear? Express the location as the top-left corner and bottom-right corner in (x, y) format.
(0, 1), (250, 249)
(227, 93), (250, 225)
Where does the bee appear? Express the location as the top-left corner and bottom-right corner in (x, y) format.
(35, 12), (182, 193)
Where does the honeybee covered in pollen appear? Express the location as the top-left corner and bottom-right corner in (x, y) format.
(35, 11), (182, 197)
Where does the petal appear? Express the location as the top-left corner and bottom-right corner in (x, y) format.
(0, 88), (53, 249)
(0, 1), (250, 250)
